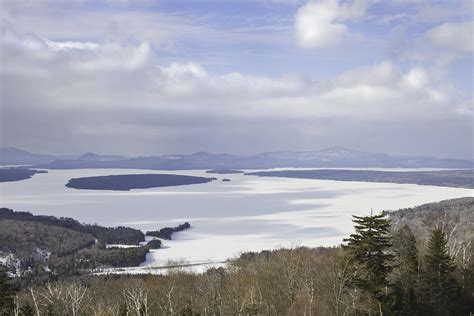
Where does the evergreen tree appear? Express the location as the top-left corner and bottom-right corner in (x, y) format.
(343, 213), (394, 314)
(19, 304), (35, 316)
(391, 225), (419, 315)
(420, 228), (458, 315)
(462, 261), (474, 311)
(0, 266), (13, 315)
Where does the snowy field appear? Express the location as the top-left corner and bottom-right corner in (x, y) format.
(0, 168), (472, 272)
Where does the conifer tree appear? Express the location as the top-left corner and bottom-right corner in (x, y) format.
(0, 266), (13, 314)
(344, 213), (394, 314)
(420, 228), (458, 314)
(391, 225), (419, 315)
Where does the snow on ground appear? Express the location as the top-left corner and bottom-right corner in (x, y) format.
(135, 179), (472, 271)
(95, 261), (227, 275)
(0, 252), (21, 277)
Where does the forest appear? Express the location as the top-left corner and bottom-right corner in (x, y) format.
(0, 197), (472, 315)
(65, 174), (215, 191)
(0, 208), (144, 245)
(146, 223), (191, 240)
(0, 208), (187, 290)
(0, 169), (47, 183)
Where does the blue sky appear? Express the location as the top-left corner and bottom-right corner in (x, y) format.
(0, 0), (473, 158)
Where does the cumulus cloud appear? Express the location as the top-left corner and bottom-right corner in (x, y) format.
(295, 0), (373, 48)
(426, 21), (474, 53)
(402, 66), (428, 90)
(0, 0), (471, 158)
(1, 29), (463, 135)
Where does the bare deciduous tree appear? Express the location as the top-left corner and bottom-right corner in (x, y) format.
(123, 284), (150, 316)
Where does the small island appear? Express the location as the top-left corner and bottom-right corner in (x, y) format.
(0, 168), (47, 182)
(146, 222), (191, 240)
(65, 174), (215, 191)
(222, 178), (231, 182)
(206, 169), (244, 174)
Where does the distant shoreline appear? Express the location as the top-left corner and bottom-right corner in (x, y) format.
(246, 169), (474, 189)
(0, 168), (47, 182)
(206, 169), (244, 174)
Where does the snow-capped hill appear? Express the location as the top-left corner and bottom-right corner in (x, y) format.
(78, 152), (128, 161)
(0, 147), (57, 165)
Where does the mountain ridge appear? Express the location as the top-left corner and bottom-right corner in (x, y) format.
(1, 146), (473, 169)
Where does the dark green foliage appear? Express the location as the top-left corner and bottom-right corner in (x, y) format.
(0, 208), (144, 245)
(0, 220), (96, 255)
(146, 239), (162, 249)
(65, 174), (214, 191)
(76, 245), (149, 268)
(0, 266), (13, 315)
(344, 213), (394, 312)
(146, 222), (191, 240)
(19, 304), (35, 316)
(46, 244), (149, 275)
(83, 225), (144, 245)
(391, 225), (419, 315)
(419, 228), (459, 314)
(0, 220), (146, 281)
(180, 305), (198, 316)
(0, 209), (152, 284)
(0, 168), (47, 183)
(462, 261), (474, 311)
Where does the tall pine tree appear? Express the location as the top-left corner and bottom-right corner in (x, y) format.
(420, 228), (458, 315)
(391, 225), (419, 315)
(344, 213), (394, 314)
(0, 265), (13, 315)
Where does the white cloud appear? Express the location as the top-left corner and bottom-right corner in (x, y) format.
(294, 0), (374, 48)
(73, 42), (152, 71)
(402, 66), (428, 90)
(426, 21), (474, 53)
(0, 29), (463, 121)
(162, 62), (208, 79)
(335, 61), (396, 86)
(295, 0), (347, 48)
(44, 39), (99, 51)
(0, 1), (471, 157)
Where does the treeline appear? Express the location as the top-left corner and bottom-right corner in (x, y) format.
(0, 209), (192, 288)
(0, 219), (150, 287)
(0, 168), (47, 183)
(0, 208), (144, 245)
(246, 169), (474, 189)
(387, 197), (473, 246)
(1, 198), (472, 315)
(146, 222), (191, 240)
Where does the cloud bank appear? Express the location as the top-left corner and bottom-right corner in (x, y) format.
(0, 0), (472, 159)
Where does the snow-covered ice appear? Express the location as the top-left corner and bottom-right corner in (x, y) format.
(1, 168), (472, 271)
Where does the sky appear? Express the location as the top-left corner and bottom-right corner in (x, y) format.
(0, 0), (473, 159)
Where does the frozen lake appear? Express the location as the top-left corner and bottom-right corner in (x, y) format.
(0, 168), (472, 269)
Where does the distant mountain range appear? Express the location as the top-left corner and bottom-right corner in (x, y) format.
(0, 147), (57, 165)
(1, 146), (473, 169)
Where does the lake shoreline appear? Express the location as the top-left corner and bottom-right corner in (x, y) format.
(1, 168), (472, 267)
